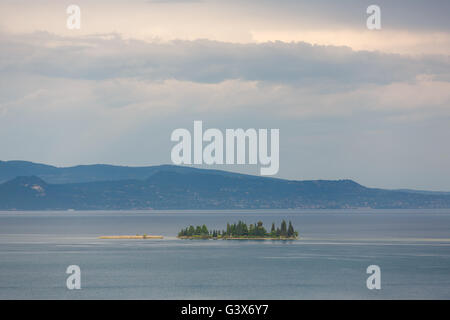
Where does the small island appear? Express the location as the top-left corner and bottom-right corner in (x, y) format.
(178, 220), (299, 240)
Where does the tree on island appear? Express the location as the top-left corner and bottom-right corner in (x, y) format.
(280, 220), (287, 237)
(287, 221), (294, 237)
(178, 221), (298, 239)
(255, 221), (267, 236)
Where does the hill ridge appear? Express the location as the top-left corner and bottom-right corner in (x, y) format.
(0, 165), (449, 210)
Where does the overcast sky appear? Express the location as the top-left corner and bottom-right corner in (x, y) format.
(1, 0), (450, 190)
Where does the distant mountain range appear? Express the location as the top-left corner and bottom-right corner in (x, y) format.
(1, 160), (450, 210)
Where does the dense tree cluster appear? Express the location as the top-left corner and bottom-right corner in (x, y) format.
(178, 224), (211, 237)
(178, 220), (298, 239)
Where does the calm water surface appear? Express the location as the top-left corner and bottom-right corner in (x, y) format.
(1, 209), (450, 299)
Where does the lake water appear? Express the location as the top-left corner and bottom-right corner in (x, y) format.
(1, 209), (450, 299)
